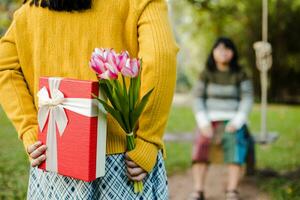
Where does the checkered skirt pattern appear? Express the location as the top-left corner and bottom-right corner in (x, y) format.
(27, 152), (168, 200)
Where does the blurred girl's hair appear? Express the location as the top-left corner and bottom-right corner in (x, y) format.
(206, 37), (241, 72)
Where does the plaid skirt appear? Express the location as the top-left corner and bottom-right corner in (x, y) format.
(27, 152), (168, 200)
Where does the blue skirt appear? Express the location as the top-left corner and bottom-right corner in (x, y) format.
(27, 152), (168, 200)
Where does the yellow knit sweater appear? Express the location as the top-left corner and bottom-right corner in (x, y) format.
(0, 0), (178, 172)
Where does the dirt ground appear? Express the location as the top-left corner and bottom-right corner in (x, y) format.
(168, 165), (270, 200)
(168, 94), (271, 200)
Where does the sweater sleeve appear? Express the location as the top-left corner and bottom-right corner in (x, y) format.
(229, 73), (254, 129)
(193, 71), (211, 129)
(0, 13), (38, 153)
(127, 0), (178, 172)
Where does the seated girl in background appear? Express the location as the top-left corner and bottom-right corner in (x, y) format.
(191, 37), (254, 200)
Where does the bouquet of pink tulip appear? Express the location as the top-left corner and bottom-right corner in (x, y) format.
(89, 48), (154, 193)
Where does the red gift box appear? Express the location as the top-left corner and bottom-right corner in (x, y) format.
(37, 77), (107, 182)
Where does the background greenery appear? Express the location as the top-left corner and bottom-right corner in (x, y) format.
(1, 105), (300, 199)
(170, 0), (300, 103)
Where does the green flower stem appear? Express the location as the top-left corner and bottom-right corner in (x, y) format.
(126, 133), (144, 193)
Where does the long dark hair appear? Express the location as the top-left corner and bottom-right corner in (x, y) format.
(23, 0), (92, 12)
(206, 37), (241, 72)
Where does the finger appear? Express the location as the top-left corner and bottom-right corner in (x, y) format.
(125, 160), (138, 168)
(27, 141), (42, 154)
(30, 145), (47, 159)
(31, 154), (46, 167)
(124, 153), (132, 161)
(127, 167), (145, 176)
(126, 172), (134, 181)
(130, 172), (148, 182)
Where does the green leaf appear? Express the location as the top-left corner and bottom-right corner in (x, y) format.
(129, 78), (135, 111)
(126, 134), (136, 151)
(129, 112), (133, 133)
(96, 81), (131, 132)
(122, 76), (129, 121)
(133, 61), (142, 109)
(99, 81), (119, 111)
(122, 75), (128, 99)
(128, 60), (142, 114)
(98, 84), (109, 101)
(105, 79), (113, 93)
(112, 79), (131, 130)
(96, 97), (128, 132)
(129, 77), (139, 130)
(131, 87), (154, 129)
(111, 87), (123, 111)
(111, 80), (129, 110)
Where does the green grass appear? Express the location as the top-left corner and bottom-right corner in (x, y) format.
(164, 106), (195, 176)
(166, 106), (196, 133)
(1, 104), (300, 199)
(165, 143), (192, 175)
(0, 108), (29, 199)
(164, 104), (300, 199)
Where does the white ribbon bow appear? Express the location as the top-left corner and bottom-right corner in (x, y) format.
(37, 77), (106, 176)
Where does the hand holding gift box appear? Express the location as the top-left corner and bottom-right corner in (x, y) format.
(89, 48), (154, 193)
(37, 77), (107, 182)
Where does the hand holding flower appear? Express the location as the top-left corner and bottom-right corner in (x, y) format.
(125, 153), (147, 182)
(89, 48), (154, 193)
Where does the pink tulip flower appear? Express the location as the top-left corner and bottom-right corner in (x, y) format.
(90, 48), (119, 80)
(121, 58), (141, 78)
(118, 51), (130, 71)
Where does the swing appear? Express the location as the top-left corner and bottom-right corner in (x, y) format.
(253, 0), (278, 144)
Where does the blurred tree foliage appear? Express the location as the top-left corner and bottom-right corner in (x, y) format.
(170, 0), (300, 103)
(0, 0), (21, 35)
(0, 0), (299, 102)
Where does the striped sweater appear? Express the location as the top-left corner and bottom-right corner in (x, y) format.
(193, 69), (253, 129)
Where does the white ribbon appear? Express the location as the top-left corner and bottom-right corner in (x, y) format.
(38, 77), (106, 177)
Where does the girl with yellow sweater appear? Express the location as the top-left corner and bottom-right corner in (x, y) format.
(0, 0), (178, 199)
